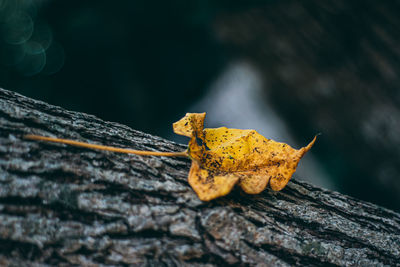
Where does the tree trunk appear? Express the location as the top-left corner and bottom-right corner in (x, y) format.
(0, 88), (399, 266)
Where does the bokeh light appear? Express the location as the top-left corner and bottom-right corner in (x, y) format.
(0, 0), (63, 76)
(16, 40), (46, 76)
(3, 12), (34, 45)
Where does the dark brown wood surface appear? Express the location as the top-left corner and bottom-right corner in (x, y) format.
(0, 88), (399, 266)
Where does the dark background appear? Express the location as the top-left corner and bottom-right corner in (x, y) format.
(1, 0), (400, 212)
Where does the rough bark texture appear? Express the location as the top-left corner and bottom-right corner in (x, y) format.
(0, 88), (399, 266)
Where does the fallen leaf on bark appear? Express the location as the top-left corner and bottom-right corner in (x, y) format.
(173, 113), (317, 201)
(25, 112), (317, 201)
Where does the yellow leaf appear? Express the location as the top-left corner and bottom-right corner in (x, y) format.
(26, 112), (316, 202)
(173, 113), (317, 201)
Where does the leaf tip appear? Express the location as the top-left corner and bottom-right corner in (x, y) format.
(300, 134), (319, 157)
(173, 112), (206, 138)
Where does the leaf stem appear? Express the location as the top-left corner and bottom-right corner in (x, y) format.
(24, 134), (188, 157)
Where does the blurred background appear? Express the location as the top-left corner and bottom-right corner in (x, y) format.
(1, 0), (400, 212)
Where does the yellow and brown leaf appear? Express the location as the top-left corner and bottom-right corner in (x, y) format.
(173, 113), (317, 201)
(26, 112), (316, 202)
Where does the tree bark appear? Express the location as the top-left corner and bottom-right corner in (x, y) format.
(0, 88), (399, 266)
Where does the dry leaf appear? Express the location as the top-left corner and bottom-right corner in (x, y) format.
(25, 112), (316, 202)
(173, 113), (317, 201)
